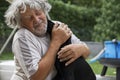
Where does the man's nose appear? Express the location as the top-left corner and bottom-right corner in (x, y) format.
(33, 16), (39, 25)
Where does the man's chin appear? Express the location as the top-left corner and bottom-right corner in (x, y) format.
(34, 31), (46, 37)
(34, 25), (47, 37)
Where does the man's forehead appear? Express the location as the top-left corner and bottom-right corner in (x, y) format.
(19, 6), (42, 14)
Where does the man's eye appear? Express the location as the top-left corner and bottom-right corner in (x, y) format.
(36, 12), (41, 16)
(35, 10), (42, 15)
(24, 16), (33, 20)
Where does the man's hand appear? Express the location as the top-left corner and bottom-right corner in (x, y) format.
(57, 44), (90, 66)
(51, 23), (72, 46)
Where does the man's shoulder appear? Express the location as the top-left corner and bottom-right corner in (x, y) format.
(14, 28), (35, 40)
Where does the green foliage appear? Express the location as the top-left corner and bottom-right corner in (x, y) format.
(0, 0), (11, 39)
(59, 0), (102, 8)
(49, 0), (100, 40)
(0, 0), (9, 23)
(92, 0), (120, 41)
(0, 0), (107, 41)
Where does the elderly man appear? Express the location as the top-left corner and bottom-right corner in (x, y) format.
(5, 0), (96, 80)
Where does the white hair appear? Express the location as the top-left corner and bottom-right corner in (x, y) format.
(4, 0), (51, 28)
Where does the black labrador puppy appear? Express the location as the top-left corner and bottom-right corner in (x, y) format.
(47, 20), (96, 80)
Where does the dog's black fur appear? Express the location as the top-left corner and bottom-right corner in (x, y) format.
(47, 20), (96, 80)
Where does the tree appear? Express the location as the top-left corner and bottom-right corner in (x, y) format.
(49, 0), (100, 41)
(92, 0), (120, 42)
(0, 0), (11, 39)
(58, 0), (102, 8)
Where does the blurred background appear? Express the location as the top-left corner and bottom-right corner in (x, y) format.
(0, 0), (120, 79)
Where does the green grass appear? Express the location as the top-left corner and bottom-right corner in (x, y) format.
(0, 52), (14, 60)
(0, 52), (116, 76)
(89, 61), (116, 76)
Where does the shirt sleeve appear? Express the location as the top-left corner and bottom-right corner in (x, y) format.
(12, 35), (41, 78)
(71, 34), (83, 44)
(71, 34), (89, 48)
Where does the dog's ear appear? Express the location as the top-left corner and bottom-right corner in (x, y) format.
(47, 20), (55, 35)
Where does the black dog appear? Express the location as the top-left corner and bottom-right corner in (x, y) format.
(47, 20), (96, 80)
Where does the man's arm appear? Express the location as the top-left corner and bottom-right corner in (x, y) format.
(57, 34), (90, 66)
(30, 41), (60, 80)
(80, 43), (90, 58)
(70, 34), (90, 58)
